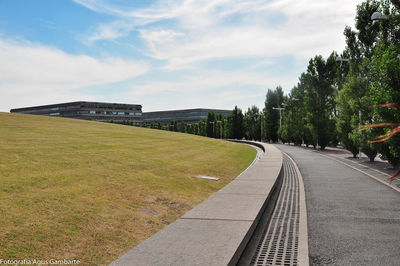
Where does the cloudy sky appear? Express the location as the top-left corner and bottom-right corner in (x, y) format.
(0, 0), (362, 112)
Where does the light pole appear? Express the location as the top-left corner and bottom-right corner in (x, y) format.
(260, 114), (263, 142)
(253, 114), (263, 141)
(336, 56), (363, 159)
(273, 106), (285, 143)
(337, 56), (362, 157)
(371, 12), (400, 60)
(209, 121), (215, 138)
(336, 56), (349, 67)
(272, 107), (284, 128)
(285, 98), (300, 145)
(223, 118), (227, 139)
(216, 120), (222, 139)
(358, 110), (362, 159)
(371, 11), (388, 21)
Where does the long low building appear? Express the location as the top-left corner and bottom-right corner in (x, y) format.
(10, 101), (143, 124)
(142, 108), (232, 126)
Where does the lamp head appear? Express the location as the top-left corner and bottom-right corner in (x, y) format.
(371, 12), (388, 21)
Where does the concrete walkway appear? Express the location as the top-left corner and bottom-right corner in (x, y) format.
(275, 144), (400, 266)
(110, 143), (283, 266)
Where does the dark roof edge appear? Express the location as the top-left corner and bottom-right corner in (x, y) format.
(10, 101), (142, 112)
(143, 108), (232, 114)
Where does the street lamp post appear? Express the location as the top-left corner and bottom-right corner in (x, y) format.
(336, 56), (349, 67)
(272, 107), (284, 128)
(336, 56), (363, 159)
(336, 55), (362, 157)
(223, 118), (227, 139)
(260, 114), (263, 142)
(273, 106), (285, 143)
(209, 121), (215, 138)
(216, 120), (222, 139)
(371, 12), (388, 21)
(358, 110), (362, 159)
(371, 11), (400, 60)
(253, 115), (263, 142)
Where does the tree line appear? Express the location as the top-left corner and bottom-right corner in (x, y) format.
(146, 107), (246, 139)
(137, 0), (399, 168)
(278, 0), (400, 166)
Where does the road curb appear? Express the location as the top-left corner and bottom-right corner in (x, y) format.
(109, 141), (283, 266)
(283, 151), (309, 266)
(317, 152), (400, 193)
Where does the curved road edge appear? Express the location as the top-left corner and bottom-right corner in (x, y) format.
(284, 151), (309, 266)
(109, 141), (283, 266)
(316, 151), (400, 193)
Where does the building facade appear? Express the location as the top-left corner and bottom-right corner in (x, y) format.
(10, 101), (142, 124)
(142, 108), (232, 126)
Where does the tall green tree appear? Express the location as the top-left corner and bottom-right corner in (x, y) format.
(337, 0), (400, 162)
(244, 106), (261, 141)
(336, 0), (381, 156)
(215, 114), (225, 139)
(206, 112), (216, 138)
(224, 114), (234, 139)
(231, 106), (244, 139)
(368, 43), (400, 166)
(338, 74), (377, 160)
(264, 86), (283, 142)
(279, 84), (306, 145)
(303, 54), (337, 149)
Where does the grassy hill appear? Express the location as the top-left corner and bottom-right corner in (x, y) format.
(0, 112), (255, 265)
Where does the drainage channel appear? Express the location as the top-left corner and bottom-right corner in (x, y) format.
(238, 153), (300, 266)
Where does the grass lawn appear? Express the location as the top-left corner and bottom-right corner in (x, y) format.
(0, 112), (256, 265)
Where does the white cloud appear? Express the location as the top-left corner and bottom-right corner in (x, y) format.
(130, 70), (295, 96)
(125, 69), (297, 112)
(137, 0), (362, 69)
(75, 0), (362, 69)
(39, 0), (364, 112)
(0, 39), (149, 111)
(87, 20), (134, 42)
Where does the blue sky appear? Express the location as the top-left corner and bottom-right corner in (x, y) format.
(0, 0), (362, 112)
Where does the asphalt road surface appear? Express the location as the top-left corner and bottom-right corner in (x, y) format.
(275, 144), (400, 266)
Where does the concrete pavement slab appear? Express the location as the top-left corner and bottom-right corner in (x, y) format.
(181, 193), (267, 221)
(217, 179), (276, 195)
(110, 219), (253, 266)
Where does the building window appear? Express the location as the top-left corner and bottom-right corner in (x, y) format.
(49, 113), (60, 116)
(117, 112), (124, 115)
(89, 110), (96, 114)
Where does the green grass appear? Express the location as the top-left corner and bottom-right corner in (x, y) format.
(0, 112), (255, 265)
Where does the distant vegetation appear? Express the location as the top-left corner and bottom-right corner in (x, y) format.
(0, 112), (255, 264)
(278, 0), (400, 166)
(163, 0), (400, 169)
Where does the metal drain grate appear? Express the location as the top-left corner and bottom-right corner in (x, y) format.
(250, 154), (300, 266)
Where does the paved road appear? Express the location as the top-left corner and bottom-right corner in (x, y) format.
(275, 144), (400, 266)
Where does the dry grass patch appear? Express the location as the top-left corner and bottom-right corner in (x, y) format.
(0, 112), (255, 265)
